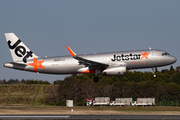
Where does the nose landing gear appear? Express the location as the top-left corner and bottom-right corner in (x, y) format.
(152, 68), (156, 77)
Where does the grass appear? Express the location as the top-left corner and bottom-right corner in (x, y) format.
(0, 84), (51, 106)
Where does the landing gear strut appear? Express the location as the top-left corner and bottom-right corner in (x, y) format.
(93, 69), (100, 83)
(93, 77), (99, 83)
(152, 68), (156, 77)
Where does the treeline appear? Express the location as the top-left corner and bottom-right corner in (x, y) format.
(42, 66), (180, 106)
(0, 79), (50, 84)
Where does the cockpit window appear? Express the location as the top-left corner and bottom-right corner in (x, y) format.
(162, 52), (170, 56)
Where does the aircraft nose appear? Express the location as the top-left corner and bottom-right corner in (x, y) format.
(170, 56), (177, 64)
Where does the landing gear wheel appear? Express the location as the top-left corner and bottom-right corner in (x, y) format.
(93, 77), (99, 83)
(152, 68), (156, 78)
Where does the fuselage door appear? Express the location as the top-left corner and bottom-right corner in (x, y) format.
(150, 50), (156, 60)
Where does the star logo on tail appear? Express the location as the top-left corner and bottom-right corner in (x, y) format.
(28, 57), (46, 72)
(141, 51), (150, 59)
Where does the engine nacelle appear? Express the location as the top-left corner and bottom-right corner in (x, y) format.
(102, 66), (126, 76)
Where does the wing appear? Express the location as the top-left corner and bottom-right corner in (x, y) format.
(66, 46), (109, 69)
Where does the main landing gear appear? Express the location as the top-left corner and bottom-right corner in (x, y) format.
(93, 69), (100, 83)
(93, 77), (99, 83)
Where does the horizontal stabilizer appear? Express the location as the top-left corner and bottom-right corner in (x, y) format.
(4, 62), (27, 70)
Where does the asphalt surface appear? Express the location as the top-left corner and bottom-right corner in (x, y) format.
(0, 115), (180, 119)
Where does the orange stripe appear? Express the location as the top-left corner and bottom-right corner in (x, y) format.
(79, 69), (102, 74)
(80, 70), (90, 73)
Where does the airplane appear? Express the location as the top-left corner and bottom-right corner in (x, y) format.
(4, 33), (177, 83)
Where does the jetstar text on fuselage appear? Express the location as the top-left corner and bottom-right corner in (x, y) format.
(111, 52), (149, 61)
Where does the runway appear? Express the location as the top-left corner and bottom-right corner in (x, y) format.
(0, 115), (180, 119)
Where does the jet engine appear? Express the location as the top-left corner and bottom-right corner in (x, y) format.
(102, 66), (126, 76)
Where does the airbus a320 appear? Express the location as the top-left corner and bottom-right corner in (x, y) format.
(4, 33), (177, 82)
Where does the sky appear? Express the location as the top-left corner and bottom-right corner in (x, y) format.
(0, 0), (180, 83)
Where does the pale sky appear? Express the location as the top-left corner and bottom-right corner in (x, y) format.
(0, 0), (179, 83)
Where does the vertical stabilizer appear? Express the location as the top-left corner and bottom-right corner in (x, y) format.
(4, 33), (38, 63)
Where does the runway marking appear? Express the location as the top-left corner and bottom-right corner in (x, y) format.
(0, 115), (70, 118)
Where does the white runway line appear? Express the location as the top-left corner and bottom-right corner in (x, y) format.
(0, 116), (70, 118)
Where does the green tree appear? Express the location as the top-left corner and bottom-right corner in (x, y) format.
(170, 65), (175, 72)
